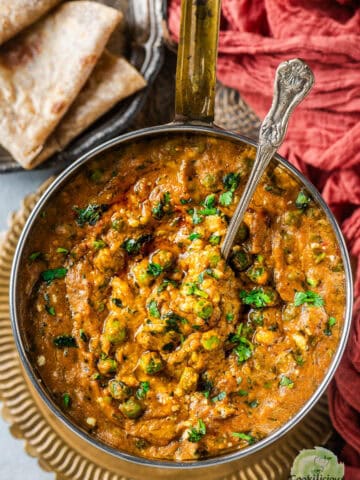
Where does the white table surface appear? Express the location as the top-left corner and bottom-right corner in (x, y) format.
(0, 168), (58, 480)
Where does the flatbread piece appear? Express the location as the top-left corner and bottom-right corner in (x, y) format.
(0, 0), (62, 47)
(0, 1), (122, 167)
(30, 50), (146, 168)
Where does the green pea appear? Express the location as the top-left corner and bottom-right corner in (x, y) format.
(230, 250), (253, 272)
(195, 299), (213, 320)
(108, 380), (132, 401)
(104, 317), (127, 344)
(139, 351), (164, 375)
(119, 397), (144, 419)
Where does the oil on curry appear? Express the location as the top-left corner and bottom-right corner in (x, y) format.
(22, 135), (345, 460)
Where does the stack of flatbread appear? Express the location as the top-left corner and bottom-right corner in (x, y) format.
(0, 1), (146, 169)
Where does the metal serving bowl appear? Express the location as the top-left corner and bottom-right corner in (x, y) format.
(10, 1), (353, 479)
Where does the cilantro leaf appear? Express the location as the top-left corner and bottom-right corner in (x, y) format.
(41, 267), (67, 284)
(112, 298), (123, 308)
(295, 190), (311, 209)
(219, 190), (233, 206)
(240, 288), (272, 308)
(209, 234), (221, 245)
(232, 432), (256, 444)
(294, 290), (324, 307)
(188, 419), (206, 443)
(229, 324), (254, 364)
(157, 278), (179, 293)
(279, 375), (294, 388)
(147, 262), (163, 277)
(185, 282), (208, 298)
(211, 391), (226, 402)
(148, 299), (160, 318)
(56, 247), (69, 254)
(62, 393), (71, 408)
(93, 239), (106, 250)
(121, 234), (152, 255)
(152, 192), (171, 219)
(189, 232), (202, 241)
(223, 173), (240, 191)
(53, 335), (77, 348)
(29, 251), (42, 261)
(202, 194), (216, 209)
(74, 203), (108, 226)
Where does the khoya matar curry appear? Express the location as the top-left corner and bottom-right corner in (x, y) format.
(22, 134), (345, 461)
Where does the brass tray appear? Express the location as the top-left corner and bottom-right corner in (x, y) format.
(0, 0), (165, 173)
(0, 179), (334, 480)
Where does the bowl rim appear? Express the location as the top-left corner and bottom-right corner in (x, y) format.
(10, 124), (354, 470)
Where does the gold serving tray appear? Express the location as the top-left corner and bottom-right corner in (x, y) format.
(0, 179), (334, 480)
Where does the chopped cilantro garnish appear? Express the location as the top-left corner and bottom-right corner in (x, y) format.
(279, 375), (294, 388)
(74, 203), (108, 226)
(157, 278), (179, 293)
(240, 288), (272, 308)
(223, 172), (240, 191)
(163, 312), (187, 332)
(198, 207), (218, 216)
(152, 192), (171, 219)
(202, 194), (216, 209)
(209, 233), (221, 245)
(121, 234), (152, 255)
(112, 298), (123, 308)
(56, 247), (69, 254)
(45, 304), (55, 316)
(62, 393), (71, 408)
(148, 299), (160, 318)
(185, 282), (208, 298)
(191, 208), (203, 225)
(29, 251), (42, 261)
(188, 419), (206, 443)
(147, 262), (163, 277)
(295, 190), (311, 209)
(294, 290), (324, 307)
(93, 239), (106, 250)
(180, 197), (192, 205)
(219, 190), (233, 206)
(294, 354), (305, 366)
(246, 399), (259, 408)
(324, 316), (336, 336)
(53, 335), (77, 348)
(232, 432), (256, 444)
(211, 391), (226, 402)
(189, 232), (202, 241)
(41, 267), (67, 284)
(238, 389), (248, 396)
(79, 329), (88, 342)
(226, 312), (234, 323)
(229, 324), (254, 363)
(199, 375), (213, 398)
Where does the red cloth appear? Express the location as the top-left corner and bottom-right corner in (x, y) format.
(168, 0), (360, 475)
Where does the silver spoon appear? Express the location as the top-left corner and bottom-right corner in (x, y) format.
(221, 58), (315, 260)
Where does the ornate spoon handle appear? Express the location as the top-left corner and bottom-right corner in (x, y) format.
(221, 58), (314, 260)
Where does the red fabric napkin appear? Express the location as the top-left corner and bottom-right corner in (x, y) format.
(168, 0), (360, 476)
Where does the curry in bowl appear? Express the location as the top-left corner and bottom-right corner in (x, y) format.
(20, 134), (345, 461)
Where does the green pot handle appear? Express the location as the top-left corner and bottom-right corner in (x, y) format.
(174, 0), (221, 123)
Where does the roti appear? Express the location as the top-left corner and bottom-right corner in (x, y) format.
(30, 50), (146, 168)
(0, 0), (62, 46)
(0, 1), (122, 167)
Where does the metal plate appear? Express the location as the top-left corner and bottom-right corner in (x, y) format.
(0, 0), (165, 172)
